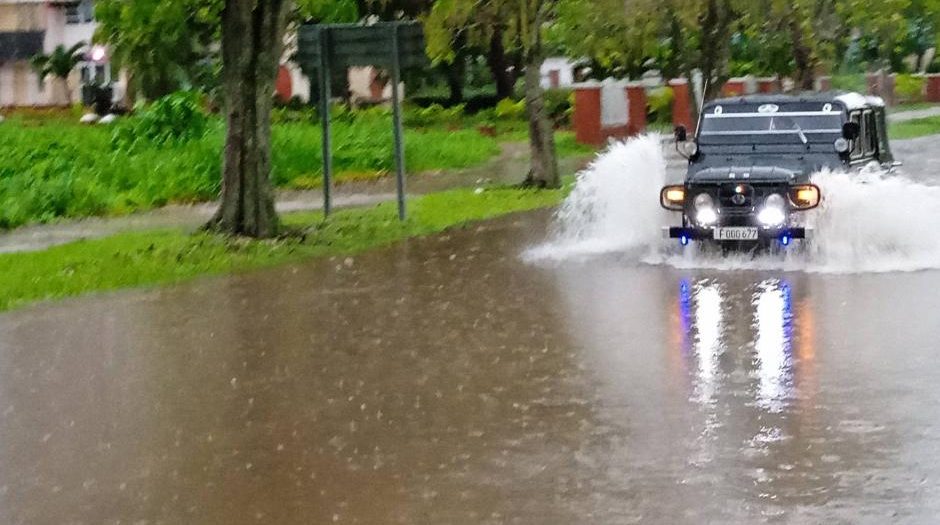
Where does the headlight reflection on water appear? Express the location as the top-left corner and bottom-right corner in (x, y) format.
(753, 280), (795, 413)
(678, 280), (725, 404)
(677, 278), (796, 412)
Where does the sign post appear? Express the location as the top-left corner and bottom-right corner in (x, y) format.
(297, 22), (426, 221)
(317, 28), (333, 216)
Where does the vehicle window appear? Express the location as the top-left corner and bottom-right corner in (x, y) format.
(850, 112), (863, 159)
(863, 110), (878, 157)
(701, 113), (843, 138)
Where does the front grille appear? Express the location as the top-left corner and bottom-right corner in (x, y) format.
(688, 183), (789, 227)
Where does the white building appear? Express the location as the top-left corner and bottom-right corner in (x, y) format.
(0, 0), (113, 107)
(540, 57), (582, 89)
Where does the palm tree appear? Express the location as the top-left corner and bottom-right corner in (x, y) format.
(31, 42), (86, 105)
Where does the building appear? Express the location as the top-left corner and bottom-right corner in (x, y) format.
(0, 0), (112, 107)
(540, 57), (585, 89)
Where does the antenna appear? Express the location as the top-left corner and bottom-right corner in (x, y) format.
(695, 78), (708, 136)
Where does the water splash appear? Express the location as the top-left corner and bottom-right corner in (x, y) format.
(526, 135), (940, 274)
(524, 134), (670, 261)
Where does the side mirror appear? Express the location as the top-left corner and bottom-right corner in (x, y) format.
(842, 122), (860, 140)
(674, 125), (688, 142)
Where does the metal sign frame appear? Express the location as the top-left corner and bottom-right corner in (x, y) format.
(298, 22), (426, 221)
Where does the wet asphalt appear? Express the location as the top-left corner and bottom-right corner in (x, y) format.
(1, 206), (940, 524)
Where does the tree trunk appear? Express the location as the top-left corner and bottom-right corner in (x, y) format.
(206, 0), (290, 238)
(443, 59), (465, 105)
(487, 25), (515, 100)
(698, 0), (733, 100)
(61, 77), (72, 106)
(444, 30), (467, 105)
(787, 7), (816, 91)
(522, 55), (559, 189)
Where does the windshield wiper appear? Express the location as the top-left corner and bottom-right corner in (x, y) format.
(793, 123), (808, 145)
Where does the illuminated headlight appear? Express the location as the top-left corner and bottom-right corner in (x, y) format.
(758, 193), (786, 226)
(696, 207), (718, 225)
(693, 193), (717, 225)
(834, 137), (850, 153)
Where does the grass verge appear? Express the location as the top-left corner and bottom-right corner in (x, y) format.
(889, 115), (940, 140)
(0, 184), (567, 313)
(0, 113), (589, 228)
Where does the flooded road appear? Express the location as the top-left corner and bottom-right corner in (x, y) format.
(1, 208), (940, 523)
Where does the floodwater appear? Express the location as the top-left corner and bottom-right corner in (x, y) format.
(3, 133), (940, 523)
(1, 207), (940, 523)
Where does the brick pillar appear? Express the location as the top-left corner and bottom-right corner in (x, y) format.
(866, 71), (882, 96)
(573, 84), (603, 146)
(884, 73), (897, 106)
(815, 76), (832, 92)
(625, 83), (647, 136)
(927, 74), (940, 102)
(757, 77), (779, 93)
(275, 65), (293, 102)
(722, 78), (746, 97)
(669, 79), (694, 131)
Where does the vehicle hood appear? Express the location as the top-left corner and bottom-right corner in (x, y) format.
(687, 165), (805, 184)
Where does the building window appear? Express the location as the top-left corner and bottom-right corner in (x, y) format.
(65, 0), (94, 24)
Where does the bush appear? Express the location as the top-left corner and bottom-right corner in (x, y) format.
(544, 88), (573, 126)
(111, 91), (209, 151)
(831, 74), (867, 93)
(895, 74), (926, 102)
(403, 104), (464, 128)
(647, 86), (674, 125)
(494, 98), (527, 120)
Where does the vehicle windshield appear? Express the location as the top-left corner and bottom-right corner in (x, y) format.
(698, 105), (844, 146)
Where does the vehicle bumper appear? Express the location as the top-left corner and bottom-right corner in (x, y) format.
(662, 226), (812, 241)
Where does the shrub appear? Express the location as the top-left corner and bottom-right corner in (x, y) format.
(111, 91), (209, 151)
(494, 98), (527, 120)
(544, 88), (573, 126)
(895, 74), (926, 102)
(403, 104), (464, 127)
(647, 86), (674, 125)
(831, 74), (867, 94)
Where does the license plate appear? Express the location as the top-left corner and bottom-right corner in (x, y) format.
(713, 227), (759, 241)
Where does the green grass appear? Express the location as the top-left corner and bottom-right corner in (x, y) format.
(0, 111), (592, 228)
(0, 183), (568, 313)
(889, 115), (940, 140)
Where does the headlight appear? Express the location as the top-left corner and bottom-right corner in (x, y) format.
(788, 184), (821, 210)
(763, 193), (786, 209)
(834, 137), (850, 153)
(693, 192), (714, 210)
(758, 193), (786, 226)
(679, 141), (699, 157)
(696, 207), (718, 225)
(693, 192), (717, 225)
(757, 207), (786, 226)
